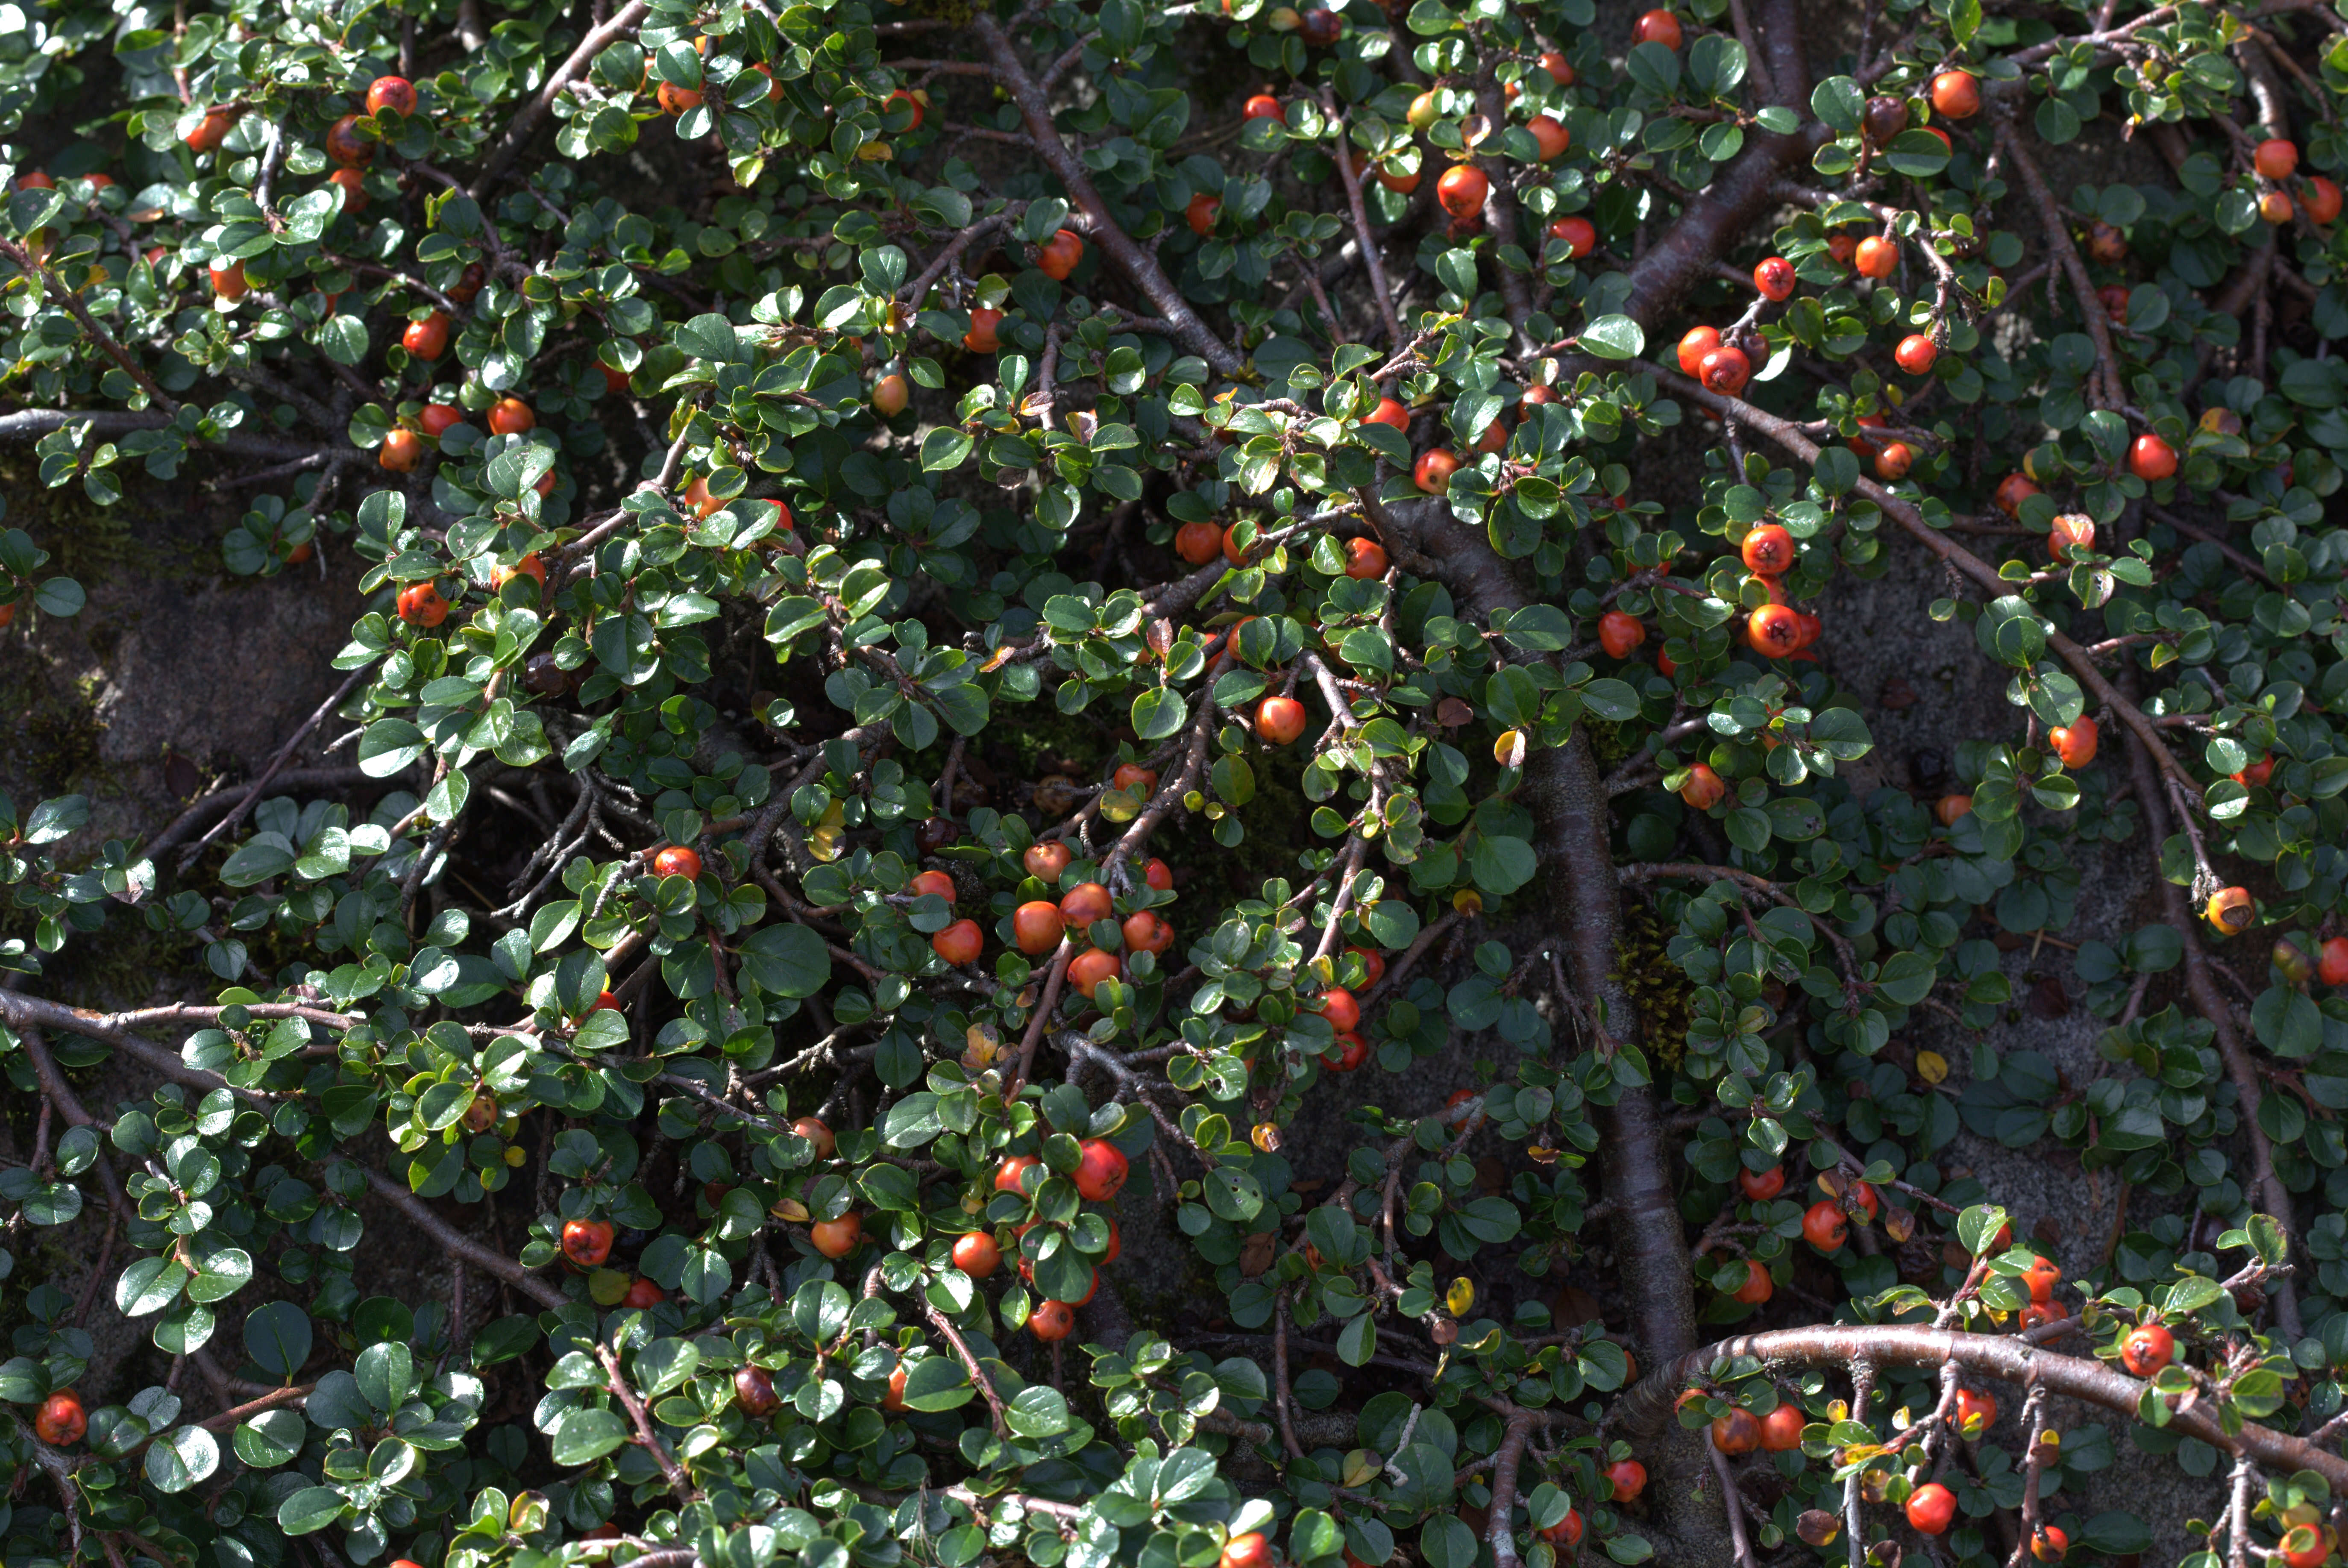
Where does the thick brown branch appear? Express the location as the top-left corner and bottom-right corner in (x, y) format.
(971, 15), (1244, 376)
(1623, 1324), (2348, 1490)
(1620, 0), (1822, 327)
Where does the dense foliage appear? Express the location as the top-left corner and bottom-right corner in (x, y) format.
(7, 0), (2348, 1565)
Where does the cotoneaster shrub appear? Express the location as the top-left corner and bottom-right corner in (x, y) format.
(4, 2), (2348, 1567)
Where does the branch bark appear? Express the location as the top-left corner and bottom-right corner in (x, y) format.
(1618, 0), (1822, 327)
(1621, 1324), (2348, 1490)
(472, 1), (653, 196)
(2120, 682), (2301, 1339)
(971, 14), (1244, 377)
(1650, 362), (2210, 807)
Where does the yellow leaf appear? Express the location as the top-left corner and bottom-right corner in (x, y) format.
(1446, 1277), (1476, 1316)
(588, 1268), (631, 1306)
(1916, 1049), (1949, 1085)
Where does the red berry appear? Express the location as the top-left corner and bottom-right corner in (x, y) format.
(2049, 715), (2098, 768)
(1740, 523), (1795, 575)
(1759, 1404), (1804, 1451)
(1676, 324), (1721, 374)
(2128, 433), (2177, 480)
(1802, 1200), (1847, 1252)
(810, 1213), (862, 1258)
(1752, 256), (1796, 301)
(1855, 235), (1898, 279)
(1074, 1139), (1129, 1201)
(1413, 449), (1461, 494)
(1243, 94), (1284, 122)
(2318, 937), (2348, 987)
(379, 430), (426, 473)
(735, 1365), (781, 1415)
(1995, 474), (2040, 517)
(2255, 138), (2299, 180)
(1737, 1165), (1784, 1201)
(1748, 602), (1802, 657)
(1632, 10), (1682, 48)
(1029, 1299), (1074, 1341)
(1122, 910), (1174, 955)
(2120, 1322), (2175, 1377)
(1680, 763), (1725, 811)
(1605, 1458), (1647, 1501)
(1174, 520), (1223, 566)
(1068, 948), (1122, 998)
(1036, 229), (1084, 281)
(561, 1218), (614, 1266)
(1435, 164), (1489, 219)
(1256, 695), (1310, 746)
(1060, 881), (1113, 927)
(365, 76), (418, 117)
(1929, 70), (1981, 120)
(1013, 901), (1065, 955)
(1711, 1407), (1762, 1450)
(2278, 1524), (2331, 1568)
(1548, 215), (1596, 257)
(396, 581), (447, 624)
(652, 845), (701, 881)
(33, 1392), (85, 1446)
(1894, 333), (1937, 374)
(1598, 611), (1645, 658)
(2206, 887), (2254, 934)
(325, 114), (373, 167)
(932, 918), (983, 965)
(1221, 1533), (1272, 1568)
(953, 1231), (1001, 1278)
(1698, 345), (1751, 396)
(1905, 1481), (1958, 1535)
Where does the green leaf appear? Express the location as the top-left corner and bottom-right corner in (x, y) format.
(633, 1338), (700, 1396)
(738, 923), (831, 997)
(549, 1407), (629, 1465)
(1578, 314), (1645, 360)
(233, 1409), (305, 1468)
(922, 428), (974, 472)
(1133, 687), (1188, 742)
(116, 1256), (189, 1317)
(1006, 1384), (1071, 1438)
(899, 1356), (974, 1411)
(277, 1486), (347, 1535)
(145, 1425), (220, 1493)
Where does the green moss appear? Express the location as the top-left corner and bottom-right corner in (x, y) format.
(1616, 903), (1691, 1069)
